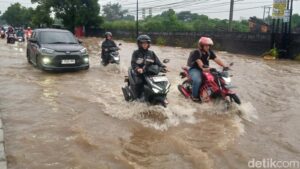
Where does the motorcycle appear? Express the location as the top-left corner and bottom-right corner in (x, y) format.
(16, 30), (25, 42)
(0, 30), (5, 39)
(101, 44), (122, 66)
(7, 33), (16, 44)
(178, 63), (241, 106)
(122, 59), (171, 107)
(26, 32), (32, 41)
(17, 36), (25, 42)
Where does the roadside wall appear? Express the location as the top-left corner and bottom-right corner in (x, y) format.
(86, 29), (300, 58)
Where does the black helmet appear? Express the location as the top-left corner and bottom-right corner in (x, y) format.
(104, 32), (112, 38)
(137, 34), (151, 44)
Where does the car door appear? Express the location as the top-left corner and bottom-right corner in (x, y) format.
(29, 31), (39, 64)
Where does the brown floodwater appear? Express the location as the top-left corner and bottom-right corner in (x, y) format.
(0, 37), (299, 169)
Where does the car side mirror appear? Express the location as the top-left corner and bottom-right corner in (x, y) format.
(78, 39), (83, 44)
(29, 38), (37, 43)
(163, 59), (170, 64)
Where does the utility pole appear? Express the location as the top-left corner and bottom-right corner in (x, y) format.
(289, 0), (293, 34)
(266, 6), (272, 24)
(136, 0), (139, 38)
(263, 6), (266, 20)
(228, 0), (234, 32)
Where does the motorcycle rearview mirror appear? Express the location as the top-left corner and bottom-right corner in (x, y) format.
(163, 59), (170, 64)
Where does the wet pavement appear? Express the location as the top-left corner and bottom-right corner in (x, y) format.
(0, 37), (299, 169)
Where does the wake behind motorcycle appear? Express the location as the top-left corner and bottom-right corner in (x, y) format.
(178, 63), (241, 106)
(122, 59), (171, 107)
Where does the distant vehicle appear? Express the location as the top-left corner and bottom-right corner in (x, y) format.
(27, 29), (89, 71)
(0, 30), (5, 39)
(16, 29), (25, 42)
(7, 32), (16, 44)
(101, 45), (121, 66)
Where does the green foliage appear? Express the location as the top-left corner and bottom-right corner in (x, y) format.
(102, 2), (133, 21)
(292, 14), (300, 30)
(156, 37), (166, 46)
(263, 47), (279, 58)
(103, 9), (250, 33)
(295, 55), (300, 61)
(1, 3), (32, 27)
(31, 0), (103, 31)
(31, 5), (53, 27)
(270, 48), (278, 57)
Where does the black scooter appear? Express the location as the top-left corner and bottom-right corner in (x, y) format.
(7, 33), (16, 44)
(122, 59), (171, 107)
(101, 43), (122, 66)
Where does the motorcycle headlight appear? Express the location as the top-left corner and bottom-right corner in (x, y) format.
(153, 88), (160, 94)
(80, 48), (88, 55)
(41, 48), (55, 54)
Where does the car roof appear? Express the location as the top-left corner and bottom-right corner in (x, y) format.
(34, 28), (71, 33)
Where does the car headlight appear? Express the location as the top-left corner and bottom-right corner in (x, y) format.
(80, 48), (87, 55)
(84, 57), (89, 63)
(42, 57), (51, 64)
(41, 48), (55, 54)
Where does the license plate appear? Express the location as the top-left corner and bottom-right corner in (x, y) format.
(61, 59), (75, 64)
(153, 76), (168, 82)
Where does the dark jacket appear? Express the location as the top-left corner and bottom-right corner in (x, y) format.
(131, 49), (165, 72)
(101, 39), (117, 53)
(187, 49), (217, 69)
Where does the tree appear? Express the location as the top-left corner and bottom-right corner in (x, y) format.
(1, 3), (32, 26)
(177, 11), (200, 22)
(102, 2), (128, 21)
(31, 5), (53, 28)
(32, 0), (103, 31)
(292, 14), (300, 30)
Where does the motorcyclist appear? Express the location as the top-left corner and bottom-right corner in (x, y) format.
(101, 32), (118, 66)
(6, 26), (15, 42)
(25, 27), (32, 40)
(187, 37), (227, 101)
(131, 34), (167, 99)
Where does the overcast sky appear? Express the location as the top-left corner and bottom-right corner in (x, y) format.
(0, 0), (299, 20)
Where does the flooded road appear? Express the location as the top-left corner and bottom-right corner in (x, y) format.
(0, 38), (299, 169)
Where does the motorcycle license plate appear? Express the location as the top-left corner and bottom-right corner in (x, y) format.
(153, 76), (168, 82)
(61, 59), (75, 64)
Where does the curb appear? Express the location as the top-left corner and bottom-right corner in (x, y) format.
(0, 119), (7, 169)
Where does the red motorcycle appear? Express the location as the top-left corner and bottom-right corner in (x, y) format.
(178, 63), (241, 105)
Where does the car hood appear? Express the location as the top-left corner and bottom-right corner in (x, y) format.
(41, 44), (84, 52)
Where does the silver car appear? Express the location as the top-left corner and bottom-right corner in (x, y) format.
(27, 29), (89, 71)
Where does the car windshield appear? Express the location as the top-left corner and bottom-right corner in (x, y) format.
(40, 31), (78, 44)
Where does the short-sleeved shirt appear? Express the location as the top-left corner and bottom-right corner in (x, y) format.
(187, 49), (217, 69)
